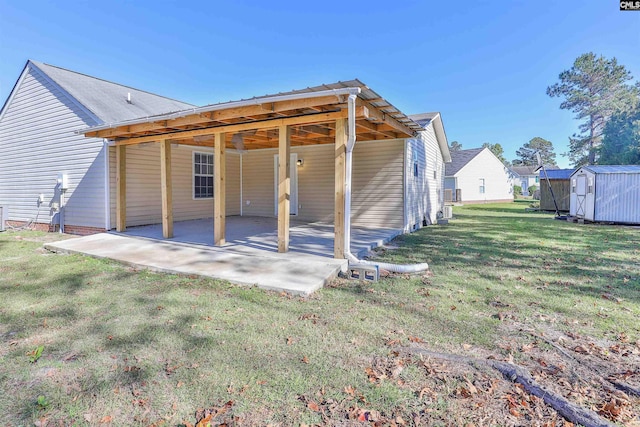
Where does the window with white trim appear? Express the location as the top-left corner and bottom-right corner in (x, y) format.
(479, 178), (486, 194)
(193, 152), (214, 199)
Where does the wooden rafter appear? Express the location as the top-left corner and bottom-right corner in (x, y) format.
(114, 110), (348, 146)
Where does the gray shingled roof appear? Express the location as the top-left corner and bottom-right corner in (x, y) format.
(445, 147), (485, 176)
(510, 165), (539, 176)
(408, 112), (439, 127)
(30, 60), (194, 124)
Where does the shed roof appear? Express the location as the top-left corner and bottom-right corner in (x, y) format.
(445, 148), (485, 176)
(576, 165), (640, 174)
(30, 60), (194, 123)
(540, 168), (574, 180)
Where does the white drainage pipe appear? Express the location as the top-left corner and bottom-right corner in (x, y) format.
(342, 94), (429, 274)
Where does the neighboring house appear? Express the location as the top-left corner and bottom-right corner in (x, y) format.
(511, 165), (539, 196)
(569, 165), (640, 224)
(0, 60), (193, 234)
(539, 168), (573, 212)
(0, 61), (451, 258)
(444, 147), (514, 203)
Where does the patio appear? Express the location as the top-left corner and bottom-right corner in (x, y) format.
(45, 216), (402, 295)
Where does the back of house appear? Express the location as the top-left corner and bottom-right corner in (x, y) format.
(0, 60), (193, 233)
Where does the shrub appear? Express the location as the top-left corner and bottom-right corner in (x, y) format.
(514, 185), (522, 196)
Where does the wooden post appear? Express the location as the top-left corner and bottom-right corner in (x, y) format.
(334, 118), (347, 259)
(116, 144), (126, 232)
(214, 132), (226, 246)
(278, 125), (290, 253)
(160, 139), (173, 238)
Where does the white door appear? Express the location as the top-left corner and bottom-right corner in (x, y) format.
(575, 175), (587, 217)
(274, 153), (298, 216)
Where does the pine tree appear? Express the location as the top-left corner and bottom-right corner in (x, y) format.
(547, 53), (638, 166)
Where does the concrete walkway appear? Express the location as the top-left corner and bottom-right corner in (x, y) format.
(44, 217), (402, 295)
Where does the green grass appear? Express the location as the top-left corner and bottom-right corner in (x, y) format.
(1, 204), (638, 426)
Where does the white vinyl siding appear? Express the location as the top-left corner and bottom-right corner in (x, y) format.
(0, 65), (107, 228)
(405, 125), (446, 228)
(452, 148), (513, 203)
(108, 144), (240, 228)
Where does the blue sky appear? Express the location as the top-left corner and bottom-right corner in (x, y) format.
(1, 1), (639, 168)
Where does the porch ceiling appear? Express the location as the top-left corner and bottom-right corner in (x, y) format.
(83, 80), (423, 149)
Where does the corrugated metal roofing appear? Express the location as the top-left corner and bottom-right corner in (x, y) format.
(445, 147), (485, 176)
(540, 168), (574, 180)
(83, 79), (425, 135)
(582, 165), (640, 174)
(30, 60), (194, 124)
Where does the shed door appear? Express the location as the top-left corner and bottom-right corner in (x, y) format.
(575, 175), (587, 217)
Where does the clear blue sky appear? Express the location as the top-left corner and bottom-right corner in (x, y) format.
(1, 1), (639, 168)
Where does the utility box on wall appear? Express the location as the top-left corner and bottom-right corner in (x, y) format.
(0, 205), (8, 232)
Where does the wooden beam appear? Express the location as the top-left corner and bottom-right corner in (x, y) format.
(116, 145), (126, 232)
(113, 110), (348, 145)
(86, 96), (348, 138)
(160, 139), (174, 238)
(214, 132), (226, 246)
(355, 100), (416, 137)
(334, 118), (347, 259)
(277, 125), (290, 253)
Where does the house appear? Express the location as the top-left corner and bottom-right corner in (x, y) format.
(569, 165), (640, 224)
(0, 60), (451, 259)
(444, 147), (514, 203)
(0, 60), (193, 234)
(539, 168), (573, 212)
(511, 165), (540, 196)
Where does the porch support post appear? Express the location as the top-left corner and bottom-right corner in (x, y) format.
(214, 132), (226, 246)
(160, 139), (173, 238)
(334, 118), (347, 259)
(278, 125), (290, 253)
(116, 144), (126, 232)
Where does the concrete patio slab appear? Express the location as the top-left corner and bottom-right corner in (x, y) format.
(45, 233), (346, 295)
(44, 217), (402, 295)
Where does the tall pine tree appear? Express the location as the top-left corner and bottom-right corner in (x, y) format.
(547, 53), (638, 166)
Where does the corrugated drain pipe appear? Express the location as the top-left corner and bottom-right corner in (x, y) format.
(343, 94), (429, 273)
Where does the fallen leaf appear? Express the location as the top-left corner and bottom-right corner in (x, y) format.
(450, 305), (457, 311)
(301, 356), (309, 364)
(408, 336), (424, 343)
(344, 385), (355, 396)
(176, 381), (184, 388)
(307, 401), (320, 412)
(99, 415), (112, 423)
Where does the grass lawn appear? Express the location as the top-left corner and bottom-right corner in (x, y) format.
(1, 201), (639, 426)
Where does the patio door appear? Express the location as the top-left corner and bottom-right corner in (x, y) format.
(274, 153), (298, 216)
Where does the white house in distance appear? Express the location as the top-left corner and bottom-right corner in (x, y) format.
(511, 165), (540, 196)
(0, 60), (451, 259)
(444, 147), (514, 203)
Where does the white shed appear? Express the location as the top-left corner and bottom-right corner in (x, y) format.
(569, 165), (640, 224)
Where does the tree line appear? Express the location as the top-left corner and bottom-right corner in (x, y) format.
(449, 52), (640, 167)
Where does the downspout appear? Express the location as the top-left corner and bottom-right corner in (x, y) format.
(343, 95), (429, 273)
(239, 153), (243, 216)
(103, 139), (111, 231)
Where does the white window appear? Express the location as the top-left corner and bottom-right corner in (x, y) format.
(413, 150), (419, 178)
(479, 178), (486, 194)
(193, 152), (214, 199)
